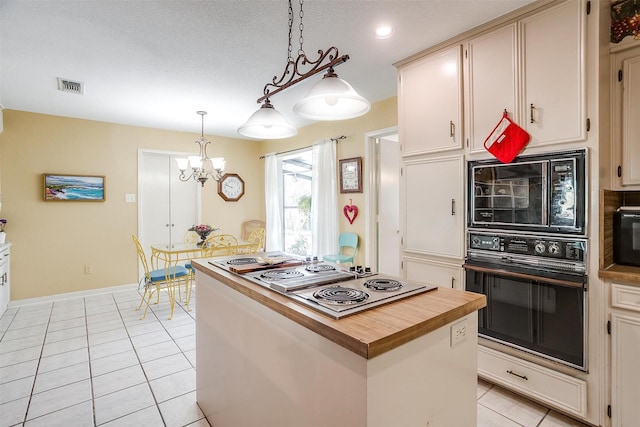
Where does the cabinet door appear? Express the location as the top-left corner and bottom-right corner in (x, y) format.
(0, 248), (8, 316)
(521, 0), (585, 146)
(140, 152), (199, 250)
(611, 313), (640, 427)
(399, 45), (463, 155)
(621, 52), (640, 185)
(403, 155), (464, 259)
(403, 256), (463, 289)
(466, 24), (518, 152)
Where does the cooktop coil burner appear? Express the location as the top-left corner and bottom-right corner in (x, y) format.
(313, 286), (369, 305)
(364, 279), (403, 292)
(305, 264), (337, 273)
(226, 257), (259, 266)
(261, 270), (305, 280)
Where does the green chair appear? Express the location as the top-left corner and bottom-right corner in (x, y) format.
(323, 233), (359, 265)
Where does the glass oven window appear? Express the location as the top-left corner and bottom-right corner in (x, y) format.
(471, 162), (545, 226)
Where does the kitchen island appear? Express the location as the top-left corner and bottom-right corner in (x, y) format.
(193, 259), (486, 427)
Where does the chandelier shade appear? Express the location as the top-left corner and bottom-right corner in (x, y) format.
(238, 100), (298, 139)
(176, 111), (225, 187)
(293, 69), (371, 120)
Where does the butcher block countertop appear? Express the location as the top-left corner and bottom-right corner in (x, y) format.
(192, 260), (486, 359)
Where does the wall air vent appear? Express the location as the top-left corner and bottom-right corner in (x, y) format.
(57, 78), (84, 95)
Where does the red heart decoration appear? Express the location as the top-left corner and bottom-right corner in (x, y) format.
(343, 204), (358, 225)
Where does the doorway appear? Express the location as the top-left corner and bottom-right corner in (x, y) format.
(365, 127), (401, 276)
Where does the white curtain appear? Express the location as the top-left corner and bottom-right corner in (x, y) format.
(311, 139), (338, 258)
(264, 153), (284, 251)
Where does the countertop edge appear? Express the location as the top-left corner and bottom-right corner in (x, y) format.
(193, 259), (486, 359)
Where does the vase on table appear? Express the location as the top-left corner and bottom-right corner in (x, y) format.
(196, 231), (211, 247)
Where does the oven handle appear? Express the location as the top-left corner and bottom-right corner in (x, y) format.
(463, 263), (586, 289)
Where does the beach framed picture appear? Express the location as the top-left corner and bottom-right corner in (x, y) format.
(43, 173), (106, 202)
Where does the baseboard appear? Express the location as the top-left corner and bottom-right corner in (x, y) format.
(8, 283), (140, 308)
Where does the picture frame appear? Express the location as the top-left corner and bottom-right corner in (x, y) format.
(43, 173), (106, 202)
(339, 157), (362, 193)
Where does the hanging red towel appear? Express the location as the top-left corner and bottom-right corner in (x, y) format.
(483, 111), (530, 163)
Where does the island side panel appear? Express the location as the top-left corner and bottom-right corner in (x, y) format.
(367, 314), (478, 426)
(196, 271), (368, 427)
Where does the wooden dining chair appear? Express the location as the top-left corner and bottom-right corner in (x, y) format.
(241, 220), (265, 240)
(132, 235), (189, 320)
(203, 234), (239, 257)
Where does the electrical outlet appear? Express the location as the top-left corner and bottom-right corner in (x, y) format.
(84, 265), (94, 274)
(125, 193), (136, 203)
(450, 320), (468, 346)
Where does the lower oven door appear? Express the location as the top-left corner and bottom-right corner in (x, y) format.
(464, 263), (587, 371)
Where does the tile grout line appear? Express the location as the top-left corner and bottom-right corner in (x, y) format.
(20, 303), (54, 425)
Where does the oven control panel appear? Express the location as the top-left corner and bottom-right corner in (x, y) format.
(468, 232), (587, 262)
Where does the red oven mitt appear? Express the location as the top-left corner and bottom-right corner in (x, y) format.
(483, 111), (530, 163)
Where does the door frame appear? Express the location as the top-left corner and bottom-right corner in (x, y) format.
(137, 148), (202, 275)
(364, 126), (399, 271)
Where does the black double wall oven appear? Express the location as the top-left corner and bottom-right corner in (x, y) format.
(464, 149), (588, 371)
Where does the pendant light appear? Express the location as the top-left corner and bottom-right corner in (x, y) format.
(238, 0), (369, 139)
(238, 99), (297, 139)
(293, 68), (370, 120)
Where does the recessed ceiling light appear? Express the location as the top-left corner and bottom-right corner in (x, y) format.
(373, 26), (396, 39)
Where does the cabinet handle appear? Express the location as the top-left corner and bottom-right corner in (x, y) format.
(530, 104), (535, 123)
(451, 276), (455, 287)
(449, 121), (455, 137)
(451, 199), (456, 216)
(506, 370), (528, 381)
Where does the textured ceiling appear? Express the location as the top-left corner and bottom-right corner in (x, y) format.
(0, 0), (535, 139)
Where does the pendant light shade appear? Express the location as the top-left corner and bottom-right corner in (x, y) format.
(293, 69), (371, 121)
(238, 100), (298, 139)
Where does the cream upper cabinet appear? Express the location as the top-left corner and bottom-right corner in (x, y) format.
(403, 155), (464, 259)
(520, 0), (586, 146)
(612, 45), (640, 187)
(398, 45), (463, 156)
(466, 24), (518, 152)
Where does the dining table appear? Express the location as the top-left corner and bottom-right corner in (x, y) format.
(149, 238), (259, 318)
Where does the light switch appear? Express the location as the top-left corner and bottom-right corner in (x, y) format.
(125, 193), (136, 203)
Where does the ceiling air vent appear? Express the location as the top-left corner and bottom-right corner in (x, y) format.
(57, 78), (84, 95)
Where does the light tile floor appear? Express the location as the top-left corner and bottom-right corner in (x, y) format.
(0, 286), (592, 427)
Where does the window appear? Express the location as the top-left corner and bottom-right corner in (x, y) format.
(281, 149), (312, 256)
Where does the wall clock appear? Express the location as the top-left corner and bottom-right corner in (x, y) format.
(217, 173), (245, 201)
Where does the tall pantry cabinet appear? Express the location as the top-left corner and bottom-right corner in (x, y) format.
(398, 44), (464, 289)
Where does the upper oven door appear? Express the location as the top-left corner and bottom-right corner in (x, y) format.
(468, 150), (585, 234)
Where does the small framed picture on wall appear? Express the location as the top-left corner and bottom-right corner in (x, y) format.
(339, 157), (362, 193)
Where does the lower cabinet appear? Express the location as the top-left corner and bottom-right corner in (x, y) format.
(610, 283), (640, 426)
(478, 346), (587, 418)
(403, 256), (463, 290)
(0, 245), (10, 316)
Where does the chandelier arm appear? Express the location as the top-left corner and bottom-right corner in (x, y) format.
(258, 49), (349, 103)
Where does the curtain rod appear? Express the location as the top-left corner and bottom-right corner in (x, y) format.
(259, 135), (347, 159)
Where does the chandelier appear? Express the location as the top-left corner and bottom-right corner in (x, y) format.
(238, 0), (370, 140)
(176, 111), (225, 187)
